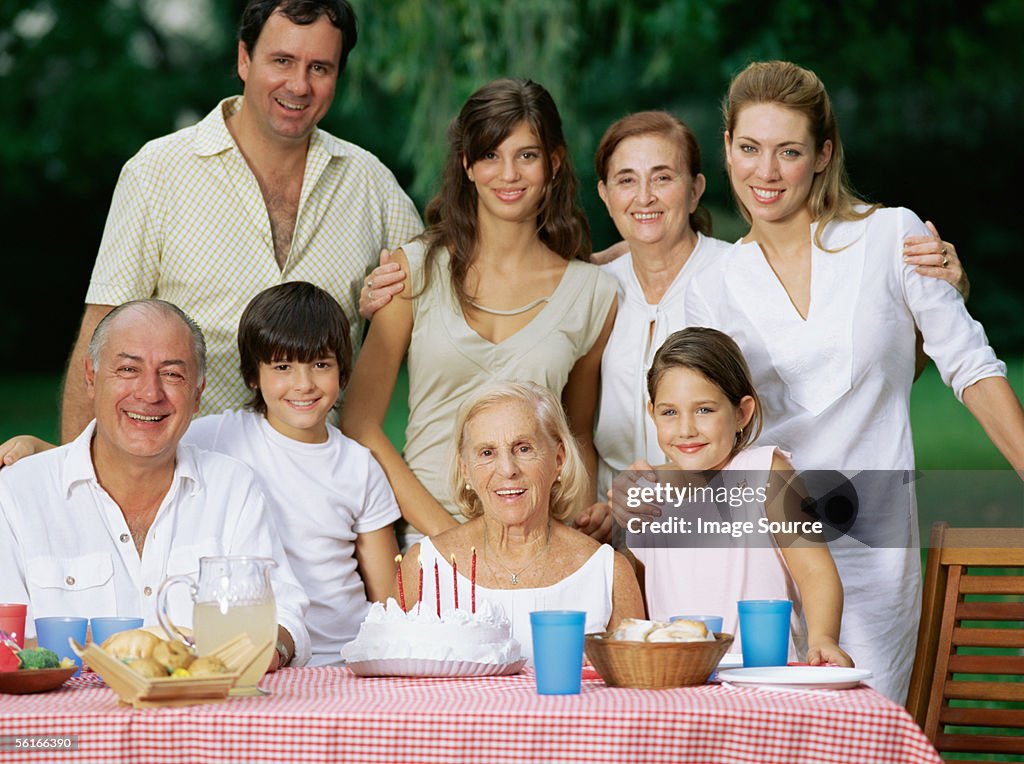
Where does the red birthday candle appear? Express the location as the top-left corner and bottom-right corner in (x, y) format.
(434, 560), (441, 618)
(416, 556), (423, 616)
(471, 546), (477, 614)
(451, 554), (459, 610)
(394, 554), (406, 612)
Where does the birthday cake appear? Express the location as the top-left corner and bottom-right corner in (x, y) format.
(340, 598), (522, 670)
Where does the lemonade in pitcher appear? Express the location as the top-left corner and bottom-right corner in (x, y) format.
(157, 556), (279, 695)
(194, 601), (277, 689)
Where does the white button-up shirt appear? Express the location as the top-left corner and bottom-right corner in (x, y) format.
(0, 421), (311, 665)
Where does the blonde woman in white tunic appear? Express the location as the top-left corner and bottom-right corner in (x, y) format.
(685, 60), (1024, 703)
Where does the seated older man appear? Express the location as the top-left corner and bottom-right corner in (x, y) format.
(0, 300), (310, 669)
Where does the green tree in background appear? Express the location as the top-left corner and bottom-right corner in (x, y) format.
(1, 0), (1021, 373)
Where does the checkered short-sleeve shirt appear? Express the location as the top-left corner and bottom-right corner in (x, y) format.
(86, 96), (424, 416)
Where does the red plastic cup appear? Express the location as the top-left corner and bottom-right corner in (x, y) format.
(0, 604), (28, 648)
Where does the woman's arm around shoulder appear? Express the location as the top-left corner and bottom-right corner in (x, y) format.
(563, 299), (617, 541)
(341, 248), (459, 538)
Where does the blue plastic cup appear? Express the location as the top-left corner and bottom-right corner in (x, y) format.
(35, 616), (88, 672)
(671, 615), (724, 634)
(737, 600), (791, 667)
(530, 610), (586, 695)
(90, 617), (144, 646)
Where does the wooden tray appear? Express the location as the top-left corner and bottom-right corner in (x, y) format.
(73, 634), (272, 708)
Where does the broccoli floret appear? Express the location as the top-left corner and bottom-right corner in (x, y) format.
(17, 647), (61, 669)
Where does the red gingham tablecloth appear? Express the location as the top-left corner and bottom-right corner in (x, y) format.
(0, 667), (940, 764)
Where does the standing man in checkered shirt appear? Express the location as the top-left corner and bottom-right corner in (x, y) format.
(59, 0), (423, 442)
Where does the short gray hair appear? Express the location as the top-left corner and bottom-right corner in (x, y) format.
(448, 380), (588, 522)
(88, 300), (207, 383)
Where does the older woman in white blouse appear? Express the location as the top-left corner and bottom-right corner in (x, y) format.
(589, 112), (734, 498)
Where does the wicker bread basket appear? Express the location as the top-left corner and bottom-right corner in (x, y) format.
(584, 631), (734, 689)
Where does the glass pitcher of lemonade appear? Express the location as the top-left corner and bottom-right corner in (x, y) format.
(157, 556), (278, 695)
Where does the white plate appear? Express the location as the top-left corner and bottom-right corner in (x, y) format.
(716, 666), (872, 690)
(347, 658), (527, 678)
(716, 653), (744, 670)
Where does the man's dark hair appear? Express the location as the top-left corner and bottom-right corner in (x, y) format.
(238, 0), (358, 74)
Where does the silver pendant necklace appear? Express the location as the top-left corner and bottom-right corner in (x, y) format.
(482, 520), (551, 586)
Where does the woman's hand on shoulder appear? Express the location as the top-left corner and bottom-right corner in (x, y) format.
(589, 240), (629, 266)
(359, 248), (410, 319)
(903, 221), (970, 301)
(806, 637), (853, 668)
(573, 501), (614, 542)
(0, 435), (54, 468)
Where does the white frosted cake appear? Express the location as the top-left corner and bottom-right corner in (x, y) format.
(341, 598), (521, 665)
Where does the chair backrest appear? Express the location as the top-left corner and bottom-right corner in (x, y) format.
(906, 522), (1024, 757)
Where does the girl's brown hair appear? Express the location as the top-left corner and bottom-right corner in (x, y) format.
(647, 327), (762, 455)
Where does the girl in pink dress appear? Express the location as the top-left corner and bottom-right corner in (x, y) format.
(628, 327), (851, 666)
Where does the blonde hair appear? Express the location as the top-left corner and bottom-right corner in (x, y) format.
(449, 381), (587, 522)
(723, 60), (878, 249)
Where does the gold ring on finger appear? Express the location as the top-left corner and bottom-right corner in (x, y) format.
(942, 257), (949, 267)
(941, 245), (948, 256)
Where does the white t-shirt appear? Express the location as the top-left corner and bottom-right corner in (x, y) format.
(0, 421), (311, 664)
(184, 410), (401, 666)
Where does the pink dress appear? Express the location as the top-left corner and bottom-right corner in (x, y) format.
(629, 446), (807, 658)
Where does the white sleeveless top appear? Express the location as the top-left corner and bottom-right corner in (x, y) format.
(417, 537), (615, 664)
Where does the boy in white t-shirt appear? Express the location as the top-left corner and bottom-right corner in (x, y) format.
(182, 282), (401, 666)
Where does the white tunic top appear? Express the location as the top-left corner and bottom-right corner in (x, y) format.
(417, 537), (614, 664)
(594, 234), (732, 498)
(184, 410), (401, 666)
(685, 206), (1007, 701)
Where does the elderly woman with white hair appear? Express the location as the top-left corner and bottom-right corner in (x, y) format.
(398, 381), (643, 660)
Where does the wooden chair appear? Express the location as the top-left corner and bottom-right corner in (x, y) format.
(906, 522), (1024, 759)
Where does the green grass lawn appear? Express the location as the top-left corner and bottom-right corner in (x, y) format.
(2, 358), (1021, 469)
